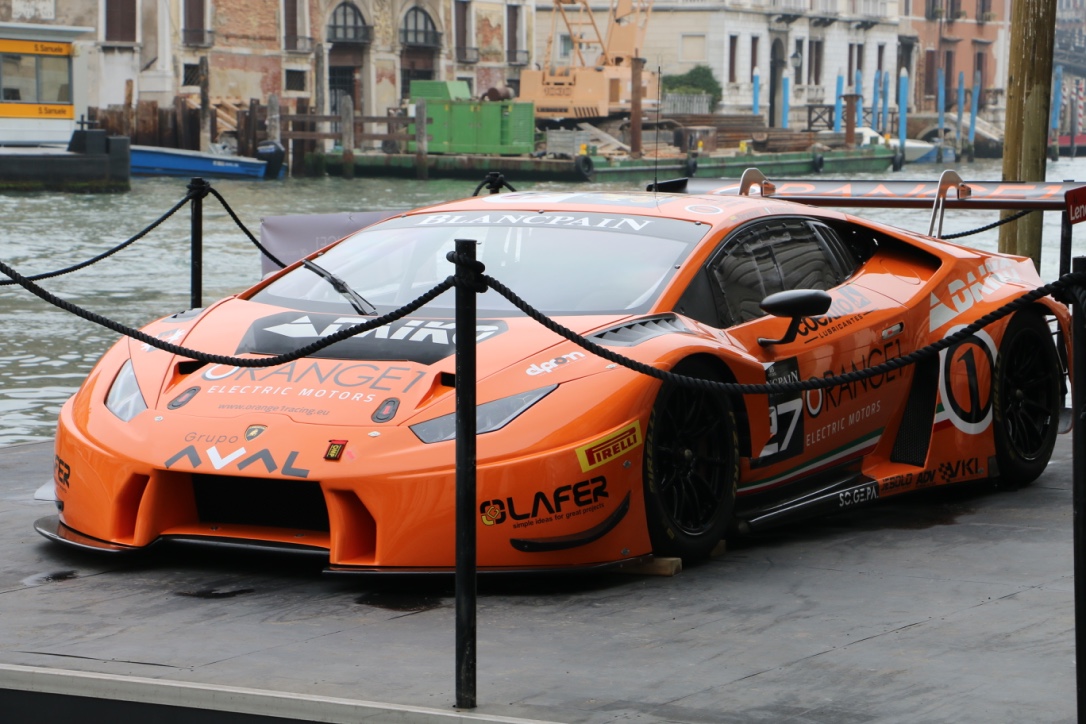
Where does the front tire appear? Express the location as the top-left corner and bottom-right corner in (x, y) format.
(643, 360), (739, 560)
(993, 310), (1060, 486)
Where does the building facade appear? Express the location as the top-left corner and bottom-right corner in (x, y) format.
(0, 0), (535, 145)
(535, 0), (1011, 133)
(4, 0), (1061, 147)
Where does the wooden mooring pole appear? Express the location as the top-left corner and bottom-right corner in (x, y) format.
(998, 0), (1056, 269)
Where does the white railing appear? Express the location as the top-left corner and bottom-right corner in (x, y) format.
(663, 93), (712, 115)
(812, 0), (839, 13)
(770, 0), (808, 9)
(803, 85), (826, 103)
(857, 0), (887, 15)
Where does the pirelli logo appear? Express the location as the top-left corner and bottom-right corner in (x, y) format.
(575, 421), (643, 472)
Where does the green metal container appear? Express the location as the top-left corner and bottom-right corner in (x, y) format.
(409, 80), (471, 100)
(406, 81), (534, 156)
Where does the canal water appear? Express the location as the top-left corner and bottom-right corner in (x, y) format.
(2, 157), (1085, 447)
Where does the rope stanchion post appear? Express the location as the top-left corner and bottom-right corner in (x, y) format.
(188, 178), (211, 309)
(453, 238), (479, 710)
(1074, 256), (1086, 719)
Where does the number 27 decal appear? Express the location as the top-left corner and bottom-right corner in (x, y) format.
(753, 358), (805, 467)
(759, 398), (802, 457)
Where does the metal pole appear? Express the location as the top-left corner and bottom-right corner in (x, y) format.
(453, 238), (478, 710)
(872, 69), (881, 133)
(1073, 256), (1086, 721)
(881, 70), (890, 136)
(956, 71), (965, 156)
(899, 68), (909, 154)
(969, 70), (981, 162)
(753, 67), (761, 117)
(834, 71), (844, 133)
(1062, 210), (1073, 279)
(188, 177), (208, 310)
(630, 55), (643, 159)
(415, 98), (428, 181)
(1052, 65), (1064, 160)
(782, 72), (791, 130)
(1073, 83), (1081, 159)
(937, 70), (946, 163)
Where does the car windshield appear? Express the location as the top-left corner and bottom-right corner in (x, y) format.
(250, 211), (707, 316)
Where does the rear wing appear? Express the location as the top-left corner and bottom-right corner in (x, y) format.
(652, 169), (1086, 277)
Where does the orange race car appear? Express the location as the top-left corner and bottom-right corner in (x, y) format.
(35, 184), (1070, 572)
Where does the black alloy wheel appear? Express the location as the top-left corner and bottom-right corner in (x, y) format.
(993, 310), (1061, 486)
(643, 359), (739, 559)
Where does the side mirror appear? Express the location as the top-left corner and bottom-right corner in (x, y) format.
(757, 289), (833, 346)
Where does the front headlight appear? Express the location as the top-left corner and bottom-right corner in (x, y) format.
(410, 385), (557, 443)
(105, 359), (148, 422)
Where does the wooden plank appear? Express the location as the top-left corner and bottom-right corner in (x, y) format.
(576, 122), (630, 152)
(280, 130), (341, 141)
(616, 557), (682, 576)
(279, 113), (341, 123)
(356, 132), (427, 142)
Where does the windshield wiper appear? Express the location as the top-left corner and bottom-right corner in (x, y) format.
(302, 258), (377, 315)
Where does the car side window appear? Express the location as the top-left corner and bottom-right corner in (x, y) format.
(708, 218), (847, 327)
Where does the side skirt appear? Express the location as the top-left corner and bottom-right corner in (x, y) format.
(735, 475), (879, 533)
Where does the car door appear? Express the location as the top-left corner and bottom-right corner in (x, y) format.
(679, 216), (911, 503)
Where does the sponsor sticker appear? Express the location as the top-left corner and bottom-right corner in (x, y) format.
(325, 440), (347, 461)
(54, 455), (70, 490)
(479, 476), (608, 527)
(575, 422), (643, 472)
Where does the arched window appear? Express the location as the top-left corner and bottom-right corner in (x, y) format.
(401, 7), (440, 47)
(328, 3), (371, 44)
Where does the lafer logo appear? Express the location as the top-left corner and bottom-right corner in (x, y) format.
(575, 422), (643, 472)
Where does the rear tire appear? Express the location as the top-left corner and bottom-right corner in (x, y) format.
(994, 310), (1060, 486)
(643, 360), (739, 560)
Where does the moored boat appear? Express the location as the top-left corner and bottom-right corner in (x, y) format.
(131, 141), (285, 180)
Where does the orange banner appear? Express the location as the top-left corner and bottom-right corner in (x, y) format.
(0, 39), (71, 56)
(0, 103), (74, 119)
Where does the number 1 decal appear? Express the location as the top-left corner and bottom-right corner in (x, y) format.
(938, 326), (996, 435)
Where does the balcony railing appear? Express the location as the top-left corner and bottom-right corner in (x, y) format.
(508, 49), (529, 66)
(285, 35), (314, 52)
(182, 29), (214, 48)
(857, 0), (887, 16)
(327, 24), (373, 44)
(456, 46), (480, 64)
(401, 29), (442, 48)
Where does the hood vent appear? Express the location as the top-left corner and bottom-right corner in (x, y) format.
(589, 315), (690, 347)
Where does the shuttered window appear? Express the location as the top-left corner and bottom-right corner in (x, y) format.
(106, 0), (137, 43)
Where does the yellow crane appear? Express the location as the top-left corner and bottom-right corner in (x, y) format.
(519, 0), (658, 123)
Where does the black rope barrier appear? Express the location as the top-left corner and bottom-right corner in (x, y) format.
(941, 208), (1034, 240)
(481, 270), (1085, 395)
(0, 255), (454, 368)
(206, 186), (287, 269)
(0, 190), (197, 286)
(471, 171), (517, 197)
(0, 245), (1080, 397)
(0, 179), (287, 293)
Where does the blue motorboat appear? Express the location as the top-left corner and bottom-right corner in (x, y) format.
(131, 141), (285, 179)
